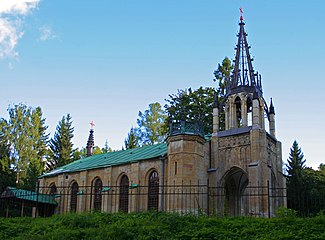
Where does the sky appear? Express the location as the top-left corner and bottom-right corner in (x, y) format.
(0, 0), (324, 169)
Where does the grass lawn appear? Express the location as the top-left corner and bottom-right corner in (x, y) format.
(1, 211), (325, 239)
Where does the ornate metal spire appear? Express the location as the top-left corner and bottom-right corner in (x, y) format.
(227, 10), (263, 97)
(86, 121), (95, 157)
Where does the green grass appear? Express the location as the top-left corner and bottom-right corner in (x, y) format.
(1, 212), (325, 239)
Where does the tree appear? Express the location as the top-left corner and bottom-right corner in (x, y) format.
(165, 87), (215, 135)
(93, 146), (103, 155)
(0, 121), (15, 192)
(102, 139), (113, 153)
(319, 163), (325, 172)
(136, 102), (167, 146)
(286, 140), (306, 181)
(0, 104), (49, 190)
(213, 57), (234, 130)
(286, 140), (307, 214)
(124, 127), (139, 149)
(46, 114), (75, 171)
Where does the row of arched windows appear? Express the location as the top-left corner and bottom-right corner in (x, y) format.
(49, 170), (160, 213)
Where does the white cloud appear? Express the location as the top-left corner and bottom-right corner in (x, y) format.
(0, 0), (38, 15)
(0, 0), (40, 60)
(39, 25), (56, 41)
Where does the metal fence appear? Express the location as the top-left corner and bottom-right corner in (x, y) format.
(1, 184), (324, 218)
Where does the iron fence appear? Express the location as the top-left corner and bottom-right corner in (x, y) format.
(1, 183), (324, 218)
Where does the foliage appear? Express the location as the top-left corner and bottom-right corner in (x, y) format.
(275, 207), (297, 219)
(136, 102), (167, 146)
(213, 57), (234, 130)
(165, 87), (215, 135)
(0, 104), (49, 190)
(124, 127), (139, 150)
(285, 141), (325, 216)
(102, 139), (113, 153)
(46, 114), (75, 171)
(2, 212), (325, 239)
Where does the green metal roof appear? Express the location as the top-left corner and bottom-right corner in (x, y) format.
(40, 143), (167, 178)
(1, 187), (57, 205)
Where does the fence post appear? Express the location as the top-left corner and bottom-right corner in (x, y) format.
(267, 180), (270, 218)
(207, 179), (210, 216)
(35, 180), (40, 218)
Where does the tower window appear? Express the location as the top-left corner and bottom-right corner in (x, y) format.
(175, 162), (178, 175)
(235, 96), (242, 127)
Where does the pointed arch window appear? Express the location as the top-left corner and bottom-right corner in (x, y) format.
(148, 171), (159, 211)
(70, 182), (79, 212)
(49, 183), (57, 195)
(119, 175), (129, 213)
(246, 97), (253, 126)
(235, 96), (242, 128)
(93, 178), (102, 212)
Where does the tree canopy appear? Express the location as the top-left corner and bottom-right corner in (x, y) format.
(0, 104), (49, 190)
(46, 114), (75, 171)
(136, 102), (167, 146)
(165, 87), (215, 135)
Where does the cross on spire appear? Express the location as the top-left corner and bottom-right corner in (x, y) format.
(239, 7), (244, 21)
(90, 121), (95, 130)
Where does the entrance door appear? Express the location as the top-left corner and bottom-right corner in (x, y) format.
(223, 167), (248, 216)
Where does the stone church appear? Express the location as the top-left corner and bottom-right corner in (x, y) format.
(38, 17), (286, 217)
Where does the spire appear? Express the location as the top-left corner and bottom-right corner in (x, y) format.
(227, 10), (263, 97)
(269, 98), (275, 115)
(86, 121), (95, 157)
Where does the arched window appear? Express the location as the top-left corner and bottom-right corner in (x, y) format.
(93, 178), (102, 212)
(246, 97), (253, 126)
(235, 96), (242, 128)
(119, 175), (129, 212)
(70, 182), (79, 213)
(49, 183), (57, 195)
(148, 171), (159, 211)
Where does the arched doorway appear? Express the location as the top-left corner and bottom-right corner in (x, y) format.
(70, 182), (79, 213)
(119, 175), (129, 212)
(148, 170), (159, 211)
(223, 167), (248, 216)
(93, 178), (102, 212)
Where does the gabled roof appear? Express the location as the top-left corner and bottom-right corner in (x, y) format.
(1, 187), (57, 205)
(40, 143), (167, 178)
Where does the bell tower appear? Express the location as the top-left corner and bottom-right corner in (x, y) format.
(211, 14), (285, 217)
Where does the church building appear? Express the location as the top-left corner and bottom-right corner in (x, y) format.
(38, 17), (286, 217)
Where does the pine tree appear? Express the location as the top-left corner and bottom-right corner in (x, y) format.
(47, 114), (75, 171)
(286, 140), (306, 213)
(124, 127), (139, 149)
(286, 140), (306, 181)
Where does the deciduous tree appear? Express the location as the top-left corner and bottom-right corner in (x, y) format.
(165, 87), (215, 135)
(136, 102), (167, 146)
(0, 104), (49, 189)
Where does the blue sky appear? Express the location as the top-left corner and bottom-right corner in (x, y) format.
(0, 0), (324, 169)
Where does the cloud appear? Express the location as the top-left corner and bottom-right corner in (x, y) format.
(0, 0), (38, 15)
(39, 25), (56, 41)
(0, 0), (39, 60)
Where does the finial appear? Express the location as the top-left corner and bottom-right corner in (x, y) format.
(90, 121), (95, 130)
(239, 7), (244, 22)
(269, 98), (275, 115)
